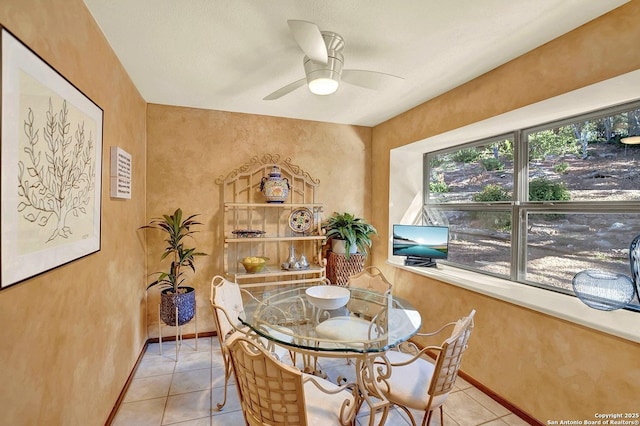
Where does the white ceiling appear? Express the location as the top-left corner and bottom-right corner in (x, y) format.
(83, 0), (628, 127)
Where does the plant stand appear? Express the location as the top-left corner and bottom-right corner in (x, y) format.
(326, 251), (365, 286)
(157, 304), (198, 362)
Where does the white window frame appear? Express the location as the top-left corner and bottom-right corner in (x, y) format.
(388, 69), (640, 343)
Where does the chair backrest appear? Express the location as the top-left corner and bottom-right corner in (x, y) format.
(347, 266), (392, 295)
(210, 275), (245, 347)
(630, 234), (640, 298)
(428, 309), (475, 398)
(226, 334), (307, 426)
(345, 266), (392, 318)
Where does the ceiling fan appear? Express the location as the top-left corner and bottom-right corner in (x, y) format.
(263, 20), (403, 100)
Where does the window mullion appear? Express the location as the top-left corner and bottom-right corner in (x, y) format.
(513, 130), (528, 281)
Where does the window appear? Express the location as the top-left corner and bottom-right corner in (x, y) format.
(424, 101), (640, 310)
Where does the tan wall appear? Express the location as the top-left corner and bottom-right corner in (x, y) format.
(0, 1), (147, 425)
(145, 104), (372, 336)
(371, 2), (640, 422)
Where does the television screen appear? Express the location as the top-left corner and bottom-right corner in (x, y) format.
(393, 225), (449, 260)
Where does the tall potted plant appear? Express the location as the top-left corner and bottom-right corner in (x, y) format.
(141, 208), (207, 326)
(322, 212), (378, 259)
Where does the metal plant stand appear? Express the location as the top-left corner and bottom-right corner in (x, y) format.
(157, 304), (198, 361)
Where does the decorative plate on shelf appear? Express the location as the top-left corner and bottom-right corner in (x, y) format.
(288, 207), (314, 233)
(232, 229), (266, 238)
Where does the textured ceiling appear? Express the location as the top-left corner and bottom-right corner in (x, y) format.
(83, 0), (628, 126)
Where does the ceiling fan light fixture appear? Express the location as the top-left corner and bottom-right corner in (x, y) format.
(304, 49), (343, 96)
(308, 75), (339, 95)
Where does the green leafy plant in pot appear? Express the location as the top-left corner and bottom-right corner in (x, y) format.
(322, 212), (378, 259)
(141, 208), (207, 326)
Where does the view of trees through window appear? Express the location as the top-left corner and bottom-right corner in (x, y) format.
(425, 101), (640, 310)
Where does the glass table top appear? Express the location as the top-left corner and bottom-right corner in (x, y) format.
(239, 285), (422, 353)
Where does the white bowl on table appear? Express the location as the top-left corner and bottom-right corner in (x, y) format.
(305, 285), (350, 310)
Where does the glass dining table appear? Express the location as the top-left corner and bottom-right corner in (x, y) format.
(238, 284), (422, 425)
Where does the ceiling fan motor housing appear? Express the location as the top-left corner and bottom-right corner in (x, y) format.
(303, 31), (345, 94)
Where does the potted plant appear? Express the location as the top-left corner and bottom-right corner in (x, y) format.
(322, 212), (378, 259)
(141, 208), (207, 326)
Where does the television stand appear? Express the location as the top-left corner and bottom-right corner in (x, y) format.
(404, 256), (437, 268)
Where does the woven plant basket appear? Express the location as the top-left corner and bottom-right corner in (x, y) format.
(326, 251), (365, 286)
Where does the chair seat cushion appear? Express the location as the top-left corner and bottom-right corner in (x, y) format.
(262, 325), (294, 360)
(377, 350), (449, 410)
(315, 316), (377, 346)
(302, 373), (355, 425)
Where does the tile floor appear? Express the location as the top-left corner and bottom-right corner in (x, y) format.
(111, 337), (530, 426)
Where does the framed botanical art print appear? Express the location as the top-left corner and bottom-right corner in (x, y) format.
(1, 27), (103, 289)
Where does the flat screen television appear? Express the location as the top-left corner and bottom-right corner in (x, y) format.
(393, 224), (449, 267)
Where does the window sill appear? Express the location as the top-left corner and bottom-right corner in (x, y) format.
(388, 260), (640, 344)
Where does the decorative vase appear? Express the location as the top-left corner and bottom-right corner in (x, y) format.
(160, 286), (196, 326)
(260, 165), (290, 203)
(288, 246), (297, 265)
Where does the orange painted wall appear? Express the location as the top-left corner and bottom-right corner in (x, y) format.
(0, 0), (147, 424)
(371, 1), (640, 421)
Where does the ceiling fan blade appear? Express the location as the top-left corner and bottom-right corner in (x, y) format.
(287, 20), (328, 64)
(263, 78), (307, 100)
(341, 70), (404, 90)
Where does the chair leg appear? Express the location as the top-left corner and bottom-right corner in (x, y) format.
(421, 407), (443, 426)
(395, 404), (417, 426)
(422, 409), (433, 426)
(214, 353), (232, 411)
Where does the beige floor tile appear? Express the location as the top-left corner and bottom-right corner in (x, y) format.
(174, 350), (212, 372)
(162, 389), (211, 425)
(169, 417), (211, 426)
(185, 336), (212, 353)
(111, 397), (166, 426)
(210, 365), (229, 389)
(170, 368), (213, 395)
(211, 409), (246, 425)
(135, 356), (177, 378)
(405, 405), (459, 426)
(145, 341), (185, 357)
(357, 406), (411, 426)
(210, 349), (226, 369)
(464, 387), (511, 417)
(444, 390), (500, 426)
(500, 413), (532, 425)
(211, 382), (242, 414)
(482, 419), (509, 426)
(454, 375), (474, 390)
(124, 373), (173, 402)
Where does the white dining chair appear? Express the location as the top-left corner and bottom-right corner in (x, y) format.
(345, 266), (393, 293)
(226, 333), (358, 425)
(371, 309), (476, 426)
(315, 267), (392, 350)
(209, 275), (294, 411)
